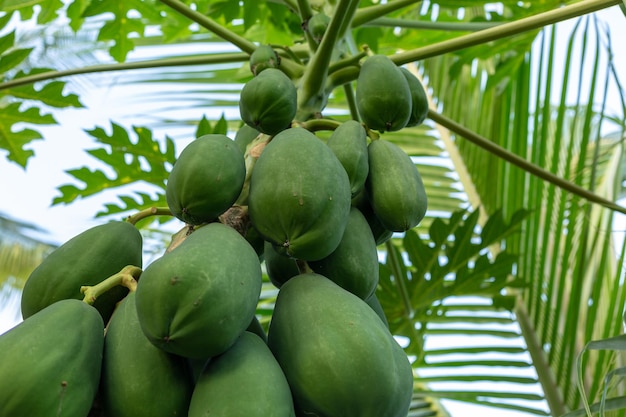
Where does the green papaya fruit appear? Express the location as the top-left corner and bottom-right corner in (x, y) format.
(188, 332), (296, 417)
(351, 188), (393, 245)
(233, 123), (261, 155)
(249, 44), (281, 76)
(0, 299), (103, 417)
(101, 292), (194, 417)
(365, 291), (389, 328)
(248, 127), (352, 261)
(246, 314), (267, 343)
(239, 68), (297, 136)
(400, 67), (429, 127)
(166, 134), (246, 225)
(326, 120), (369, 197)
(356, 54), (412, 132)
(135, 222), (262, 359)
(366, 139), (428, 231)
(264, 240), (300, 288)
(306, 12), (330, 44)
(267, 274), (413, 417)
(21, 221), (143, 323)
(308, 207), (379, 299)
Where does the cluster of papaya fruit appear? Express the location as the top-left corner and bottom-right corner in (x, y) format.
(0, 48), (429, 417)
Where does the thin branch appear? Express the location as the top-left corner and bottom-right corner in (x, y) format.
(352, 0), (422, 28)
(364, 17), (502, 31)
(427, 110), (626, 216)
(158, 0), (257, 54)
(0, 53), (249, 91)
(392, 0), (622, 65)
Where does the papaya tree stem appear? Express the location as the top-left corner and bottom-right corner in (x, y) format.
(296, 0), (360, 120)
(126, 207), (173, 225)
(81, 265), (143, 305)
(158, 0), (257, 54)
(428, 109), (626, 216)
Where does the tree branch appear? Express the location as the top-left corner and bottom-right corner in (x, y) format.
(427, 110), (626, 216)
(158, 0), (257, 54)
(0, 53), (249, 91)
(392, 0), (622, 65)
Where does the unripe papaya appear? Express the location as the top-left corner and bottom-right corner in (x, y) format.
(268, 274), (413, 417)
(233, 123), (260, 155)
(135, 222), (262, 359)
(264, 240), (300, 288)
(308, 207), (379, 300)
(365, 292), (389, 328)
(356, 54), (412, 132)
(248, 127), (352, 261)
(326, 119), (369, 197)
(307, 12), (330, 44)
(366, 139), (428, 231)
(239, 68), (296, 136)
(101, 292), (194, 417)
(188, 332), (296, 417)
(20, 221), (142, 323)
(351, 188), (393, 245)
(400, 67), (429, 127)
(0, 299), (103, 417)
(249, 44), (281, 76)
(166, 134), (246, 225)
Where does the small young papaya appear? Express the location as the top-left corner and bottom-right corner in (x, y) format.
(267, 274), (413, 417)
(366, 139), (428, 231)
(166, 134), (246, 225)
(264, 240), (300, 288)
(400, 67), (429, 127)
(356, 54), (412, 132)
(101, 292), (194, 417)
(233, 123), (260, 155)
(351, 188), (393, 245)
(20, 221), (143, 323)
(326, 119), (369, 197)
(0, 299), (104, 417)
(249, 44), (280, 76)
(188, 332), (296, 417)
(306, 12), (331, 44)
(239, 68), (296, 136)
(248, 127), (352, 261)
(308, 207), (379, 300)
(135, 222), (262, 359)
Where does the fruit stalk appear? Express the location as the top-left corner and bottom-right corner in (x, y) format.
(126, 206), (173, 225)
(81, 265), (143, 305)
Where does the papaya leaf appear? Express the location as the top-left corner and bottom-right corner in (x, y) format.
(82, 0), (155, 62)
(53, 123), (176, 207)
(5, 71), (83, 108)
(0, 31), (15, 56)
(34, 0), (64, 24)
(0, 47), (32, 74)
(195, 114), (229, 137)
(0, 103), (56, 167)
(66, 0), (91, 32)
